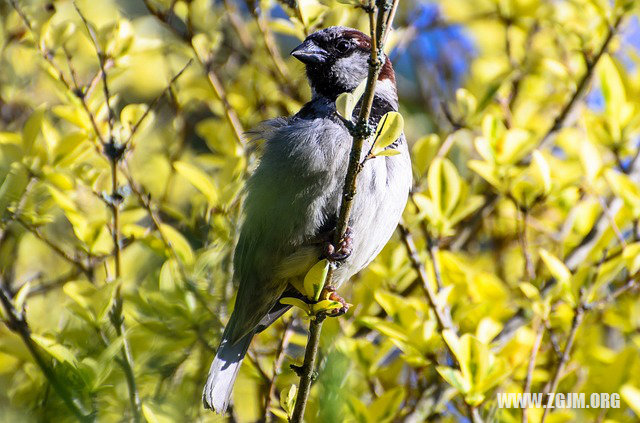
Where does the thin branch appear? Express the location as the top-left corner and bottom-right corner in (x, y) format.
(289, 314), (323, 423)
(537, 14), (625, 150)
(223, 0), (254, 50)
(15, 218), (93, 279)
(398, 224), (482, 423)
(247, 1), (290, 83)
(0, 280), (94, 422)
(398, 225), (452, 334)
(74, 2), (115, 136)
(290, 1), (398, 421)
(265, 318), (293, 422)
(521, 321), (544, 423)
(519, 210), (536, 281)
(125, 59), (193, 145)
(596, 195), (626, 248)
(140, 0), (246, 149)
(540, 304), (584, 423)
(492, 11), (630, 347)
(293, 2), (310, 36)
(588, 274), (638, 310)
(73, 5), (142, 420)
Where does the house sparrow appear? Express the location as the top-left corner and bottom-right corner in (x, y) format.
(203, 26), (412, 413)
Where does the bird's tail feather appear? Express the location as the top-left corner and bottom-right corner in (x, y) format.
(202, 331), (254, 413)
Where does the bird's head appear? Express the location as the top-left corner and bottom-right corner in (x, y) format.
(291, 26), (396, 101)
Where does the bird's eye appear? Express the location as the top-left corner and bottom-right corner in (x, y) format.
(336, 40), (351, 53)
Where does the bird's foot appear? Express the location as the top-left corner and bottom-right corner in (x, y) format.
(321, 285), (350, 316)
(323, 227), (353, 263)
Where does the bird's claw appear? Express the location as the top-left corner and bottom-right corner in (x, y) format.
(322, 285), (350, 316)
(323, 227), (353, 263)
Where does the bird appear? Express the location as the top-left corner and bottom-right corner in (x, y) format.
(202, 26), (412, 413)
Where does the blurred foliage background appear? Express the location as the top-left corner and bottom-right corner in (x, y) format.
(1, 0), (640, 422)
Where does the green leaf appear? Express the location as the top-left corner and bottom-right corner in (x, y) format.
(173, 160), (218, 206)
(499, 129), (531, 164)
(13, 281), (31, 312)
(358, 316), (408, 342)
(22, 107), (45, 154)
(621, 384), (640, 417)
(0, 162), (29, 217)
(159, 259), (180, 291)
(449, 195), (485, 226)
(280, 384), (297, 419)
(142, 404), (160, 423)
(311, 300), (344, 314)
(599, 54), (626, 138)
(531, 150), (551, 195)
(374, 149), (401, 157)
(518, 282), (540, 300)
(474, 136), (494, 162)
(159, 224), (195, 264)
(428, 158), (461, 217)
(604, 169), (640, 211)
(468, 160), (502, 190)
(31, 334), (78, 367)
(539, 249), (571, 283)
(456, 88), (477, 118)
(336, 79), (367, 120)
(481, 114), (503, 145)
(436, 366), (470, 393)
(302, 259), (329, 301)
(372, 112), (404, 155)
(623, 243), (640, 275)
(412, 134), (440, 176)
(120, 104), (150, 132)
(280, 297), (310, 314)
(369, 386), (405, 422)
(579, 140), (602, 183)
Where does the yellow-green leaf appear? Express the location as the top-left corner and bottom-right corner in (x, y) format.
(604, 169), (640, 211)
(311, 300), (344, 314)
(303, 259), (329, 301)
(579, 140), (602, 183)
(336, 92), (356, 120)
(539, 249), (571, 282)
(372, 112), (404, 155)
(621, 384), (640, 417)
(335, 79), (367, 120)
(31, 335), (78, 367)
(280, 297), (310, 314)
(623, 243), (640, 275)
(374, 149), (401, 157)
(13, 281), (31, 312)
(531, 150), (551, 195)
(174, 161), (218, 205)
(436, 366), (470, 393)
(280, 384), (297, 418)
(159, 223), (195, 264)
(456, 88), (477, 118)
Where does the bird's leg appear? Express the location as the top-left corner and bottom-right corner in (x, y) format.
(321, 285), (350, 316)
(323, 226), (353, 263)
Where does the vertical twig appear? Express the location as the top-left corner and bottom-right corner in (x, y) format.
(540, 305), (584, 423)
(73, 4), (142, 421)
(537, 13), (625, 150)
(519, 210), (536, 281)
(265, 319), (293, 422)
(521, 321), (544, 423)
(289, 1), (399, 421)
(398, 224), (482, 423)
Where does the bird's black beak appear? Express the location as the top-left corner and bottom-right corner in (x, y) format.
(291, 39), (327, 64)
